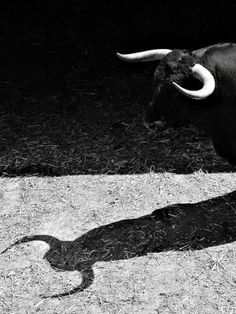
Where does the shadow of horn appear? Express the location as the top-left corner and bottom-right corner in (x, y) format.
(1, 235), (61, 254)
(42, 265), (95, 298)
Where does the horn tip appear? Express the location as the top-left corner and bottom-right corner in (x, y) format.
(1, 245), (13, 254)
(116, 52), (124, 59)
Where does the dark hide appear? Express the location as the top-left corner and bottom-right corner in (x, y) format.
(144, 43), (236, 165)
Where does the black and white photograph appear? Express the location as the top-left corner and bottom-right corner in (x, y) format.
(1, 1), (236, 313)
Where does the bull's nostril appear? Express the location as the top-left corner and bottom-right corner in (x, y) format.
(144, 119), (166, 132)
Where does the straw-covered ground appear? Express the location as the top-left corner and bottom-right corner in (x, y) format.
(0, 1), (236, 313)
(1, 174), (236, 313)
(0, 1), (234, 177)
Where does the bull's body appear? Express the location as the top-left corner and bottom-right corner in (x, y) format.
(118, 43), (236, 165)
(186, 43), (236, 163)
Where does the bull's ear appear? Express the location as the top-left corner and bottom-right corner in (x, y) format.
(116, 49), (172, 62)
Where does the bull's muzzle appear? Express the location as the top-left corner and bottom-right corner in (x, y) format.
(143, 119), (166, 133)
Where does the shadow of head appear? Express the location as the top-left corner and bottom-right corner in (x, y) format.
(2, 191), (236, 298)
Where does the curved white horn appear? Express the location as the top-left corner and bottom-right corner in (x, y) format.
(172, 63), (215, 100)
(116, 49), (172, 62)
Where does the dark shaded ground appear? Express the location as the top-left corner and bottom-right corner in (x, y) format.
(2, 190), (236, 297)
(1, 1), (236, 176)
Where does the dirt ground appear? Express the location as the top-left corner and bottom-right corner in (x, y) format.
(1, 173), (236, 313)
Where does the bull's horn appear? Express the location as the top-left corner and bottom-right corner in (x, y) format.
(172, 63), (215, 100)
(1, 235), (61, 254)
(116, 49), (172, 62)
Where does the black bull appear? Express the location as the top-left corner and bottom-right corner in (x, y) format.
(117, 43), (236, 165)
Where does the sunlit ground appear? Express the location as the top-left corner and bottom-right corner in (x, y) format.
(1, 172), (235, 313)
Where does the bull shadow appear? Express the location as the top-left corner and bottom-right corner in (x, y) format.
(2, 190), (236, 298)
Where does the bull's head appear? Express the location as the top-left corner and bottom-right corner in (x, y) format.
(117, 48), (215, 132)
